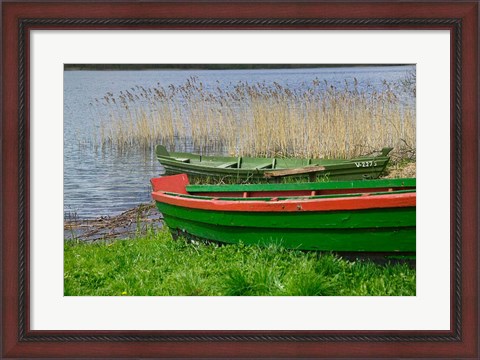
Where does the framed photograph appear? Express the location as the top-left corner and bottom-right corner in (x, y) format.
(2, 1), (478, 358)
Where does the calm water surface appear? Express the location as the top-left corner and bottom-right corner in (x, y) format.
(64, 66), (415, 219)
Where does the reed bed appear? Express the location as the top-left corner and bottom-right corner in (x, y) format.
(91, 75), (415, 160)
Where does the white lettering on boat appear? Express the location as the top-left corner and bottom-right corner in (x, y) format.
(354, 161), (378, 168)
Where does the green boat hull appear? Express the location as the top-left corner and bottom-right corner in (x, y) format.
(156, 145), (392, 181)
(155, 202), (416, 252)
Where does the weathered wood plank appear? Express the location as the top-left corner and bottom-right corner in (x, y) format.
(264, 165), (326, 178)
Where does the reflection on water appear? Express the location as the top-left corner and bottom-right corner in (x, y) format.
(64, 66), (415, 219)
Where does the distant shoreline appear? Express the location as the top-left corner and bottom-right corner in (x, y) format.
(64, 64), (413, 71)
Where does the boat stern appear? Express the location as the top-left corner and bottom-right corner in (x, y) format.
(151, 174), (189, 194)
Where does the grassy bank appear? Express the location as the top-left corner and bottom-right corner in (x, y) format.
(64, 228), (415, 296)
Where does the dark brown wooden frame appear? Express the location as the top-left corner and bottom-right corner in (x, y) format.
(1, 1), (478, 358)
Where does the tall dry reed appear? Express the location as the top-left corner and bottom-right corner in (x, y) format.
(91, 75), (416, 160)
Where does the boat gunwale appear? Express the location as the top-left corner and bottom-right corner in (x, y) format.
(165, 189), (416, 202)
(158, 155), (391, 169)
(186, 178), (416, 193)
(157, 145), (393, 163)
(152, 189), (416, 212)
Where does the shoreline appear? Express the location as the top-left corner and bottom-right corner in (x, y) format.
(64, 161), (416, 242)
(64, 202), (163, 242)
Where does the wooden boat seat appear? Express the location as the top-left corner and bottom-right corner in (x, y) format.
(173, 157), (190, 163)
(255, 162), (274, 170)
(217, 161), (238, 168)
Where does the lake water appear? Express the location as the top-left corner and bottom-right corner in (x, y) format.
(64, 65), (415, 219)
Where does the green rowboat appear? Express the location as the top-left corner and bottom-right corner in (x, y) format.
(151, 174), (416, 253)
(155, 145), (393, 181)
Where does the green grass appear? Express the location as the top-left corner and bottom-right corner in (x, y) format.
(64, 228), (416, 296)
